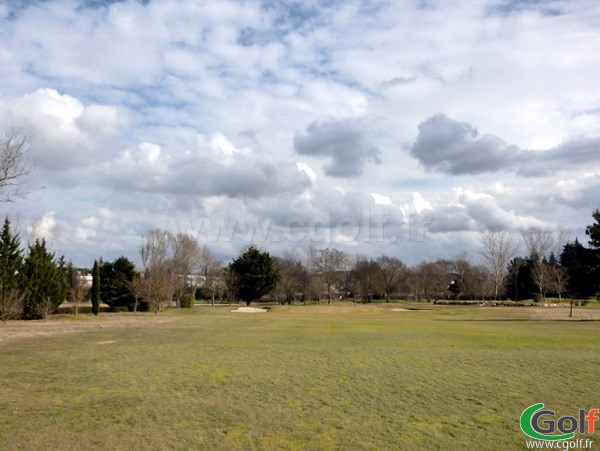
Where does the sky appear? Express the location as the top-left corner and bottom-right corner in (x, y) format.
(1, 0), (599, 267)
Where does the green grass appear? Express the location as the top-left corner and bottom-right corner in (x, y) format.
(1, 304), (599, 450)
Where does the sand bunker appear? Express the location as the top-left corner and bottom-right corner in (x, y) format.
(231, 307), (269, 313)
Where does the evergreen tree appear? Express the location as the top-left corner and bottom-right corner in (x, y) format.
(99, 257), (136, 308)
(560, 239), (599, 299)
(0, 217), (24, 292)
(22, 239), (68, 319)
(505, 257), (535, 302)
(91, 260), (100, 315)
(585, 209), (600, 249)
(0, 217), (25, 320)
(229, 246), (279, 305)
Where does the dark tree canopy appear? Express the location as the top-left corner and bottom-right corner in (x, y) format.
(100, 256), (137, 308)
(91, 260), (100, 315)
(586, 209), (600, 249)
(22, 239), (68, 319)
(559, 239), (599, 299)
(229, 246), (279, 305)
(505, 257), (535, 302)
(0, 217), (24, 293)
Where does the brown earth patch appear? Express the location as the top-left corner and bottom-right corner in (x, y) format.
(0, 314), (159, 344)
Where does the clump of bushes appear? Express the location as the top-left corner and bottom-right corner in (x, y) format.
(180, 294), (195, 308)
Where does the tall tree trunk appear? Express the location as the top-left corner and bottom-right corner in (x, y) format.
(569, 299), (573, 318)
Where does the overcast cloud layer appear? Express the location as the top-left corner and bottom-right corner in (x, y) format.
(1, 0), (599, 266)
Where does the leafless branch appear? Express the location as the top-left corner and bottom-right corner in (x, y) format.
(0, 128), (34, 202)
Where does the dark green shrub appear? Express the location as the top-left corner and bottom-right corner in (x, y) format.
(180, 294), (195, 308)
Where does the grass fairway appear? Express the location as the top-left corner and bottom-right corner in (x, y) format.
(1, 304), (598, 450)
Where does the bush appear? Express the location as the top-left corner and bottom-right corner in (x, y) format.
(180, 294), (195, 308)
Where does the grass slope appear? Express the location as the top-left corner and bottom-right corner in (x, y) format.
(0, 304), (598, 450)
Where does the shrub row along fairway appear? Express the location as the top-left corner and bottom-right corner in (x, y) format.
(0, 304), (598, 450)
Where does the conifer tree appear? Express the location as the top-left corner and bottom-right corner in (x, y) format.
(91, 260), (100, 315)
(585, 209), (600, 249)
(229, 246), (279, 305)
(0, 217), (25, 320)
(22, 239), (67, 319)
(0, 217), (23, 292)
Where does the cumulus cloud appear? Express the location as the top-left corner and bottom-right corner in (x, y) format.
(0, 89), (120, 170)
(103, 133), (312, 199)
(408, 114), (515, 175)
(517, 139), (600, 177)
(408, 114), (600, 177)
(421, 187), (548, 235)
(294, 118), (380, 177)
(371, 193), (392, 205)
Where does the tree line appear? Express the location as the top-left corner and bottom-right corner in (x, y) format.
(0, 129), (598, 319)
(1, 210), (598, 321)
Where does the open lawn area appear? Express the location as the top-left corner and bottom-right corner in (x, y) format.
(1, 304), (599, 450)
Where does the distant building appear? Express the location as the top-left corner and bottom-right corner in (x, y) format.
(79, 273), (93, 287)
(185, 274), (206, 287)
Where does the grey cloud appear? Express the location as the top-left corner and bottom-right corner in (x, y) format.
(182, 160), (311, 199)
(103, 144), (312, 200)
(423, 205), (474, 234)
(294, 118), (380, 177)
(409, 114), (600, 177)
(408, 114), (514, 175)
(517, 139), (600, 176)
(382, 76), (417, 86)
(248, 187), (377, 229)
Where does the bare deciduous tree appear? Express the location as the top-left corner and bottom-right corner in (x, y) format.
(223, 267), (239, 304)
(548, 263), (569, 302)
(0, 287), (24, 322)
(273, 250), (309, 304)
(129, 273), (146, 313)
(480, 230), (518, 300)
(407, 261), (447, 302)
(315, 248), (346, 304)
(352, 256), (381, 303)
(553, 227), (571, 258)
(521, 227), (554, 259)
(549, 227), (570, 304)
(304, 243), (321, 303)
(521, 227), (556, 302)
(376, 255), (407, 302)
(141, 229), (172, 269)
(0, 128), (34, 202)
(198, 245), (224, 305)
(67, 265), (89, 316)
(171, 232), (201, 306)
(448, 253), (471, 298)
(140, 229), (175, 314)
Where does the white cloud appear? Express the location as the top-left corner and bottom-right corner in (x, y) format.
(28, 211), (58, 243)
(0, 89), (120, 170)
(411, 192), (432, 214)
(371, 193), (392, 206)
(296, 162), (317, 182)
